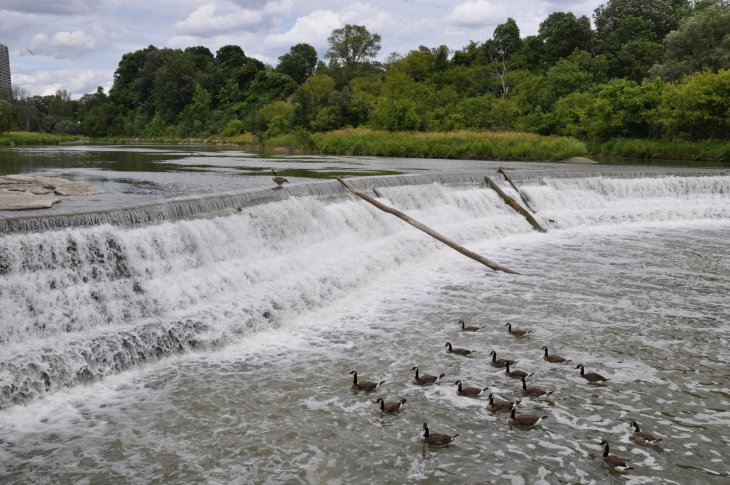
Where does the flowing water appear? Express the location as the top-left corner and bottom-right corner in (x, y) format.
(0, 147), (729, 483)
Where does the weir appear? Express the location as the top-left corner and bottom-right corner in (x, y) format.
(1, 168), (729, 409)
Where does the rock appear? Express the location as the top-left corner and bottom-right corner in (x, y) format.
(0, 175), (103, 211)
(0, 190), (60, 210)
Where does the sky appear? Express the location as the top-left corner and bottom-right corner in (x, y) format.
(0, 0), (605, 98)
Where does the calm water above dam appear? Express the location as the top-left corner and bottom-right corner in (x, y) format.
(0, 145), (729, 483)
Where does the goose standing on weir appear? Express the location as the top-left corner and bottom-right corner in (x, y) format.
(505, 322), (530, 337)
(411, 366), (444, 386)
(445, 342), (474, 356)
(271, 170), (289, 190)
(349, 370), (384, 392)
(421, 423), (459, 446)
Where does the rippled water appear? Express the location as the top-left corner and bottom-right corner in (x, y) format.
(1, 171), (729, 483)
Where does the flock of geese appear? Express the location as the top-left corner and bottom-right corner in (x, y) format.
(348, 319), (663, 474)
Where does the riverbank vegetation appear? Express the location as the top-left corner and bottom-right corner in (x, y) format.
(0, 131), (77, 146)
(2, 0), (728, 161)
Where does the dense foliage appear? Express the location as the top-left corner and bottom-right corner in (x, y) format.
(6, 0), (730, 146)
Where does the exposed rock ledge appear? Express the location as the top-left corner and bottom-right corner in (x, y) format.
(0, 175), (104, 211)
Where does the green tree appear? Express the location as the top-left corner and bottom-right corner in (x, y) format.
(325, 24), (382, 78)
(538, 12), (594, 67)
(369, 97), (420, 131)
(650, 4), (730, 80)
(0, 99), (13, 133)
(486, 18), (523, 96)
(594, 0), (684, 43)
(656, 69), (730, 139)
(276, 43), (318, 84)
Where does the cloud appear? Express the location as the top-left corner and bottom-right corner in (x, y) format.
(0, 0), (113, 15)
(30, 30), (99, 58)
(13, 68), (113, 97)
(264, 4), (394, 52)
(175, 1), (293, 37)
(264, 10), (343, 51)
(446, 0), (508, 28)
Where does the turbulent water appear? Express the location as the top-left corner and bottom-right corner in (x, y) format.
(1, 172), (729, 483)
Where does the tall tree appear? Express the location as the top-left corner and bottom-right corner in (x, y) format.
(650, 3), (730, 79)
(538, 12), (594, 66)
(276, 43), (318, 84)
(487, 18), (522, 96)
(325, 24), (382, 77)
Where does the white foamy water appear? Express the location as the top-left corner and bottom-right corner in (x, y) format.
(1, 173), (729, 483)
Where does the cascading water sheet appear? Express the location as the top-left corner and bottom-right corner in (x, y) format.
(1, 172), (729, 483)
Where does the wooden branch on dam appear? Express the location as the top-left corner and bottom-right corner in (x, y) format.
(485, 176), (547, 233)
(497, 167), (537, 214)
(336, 177), (520, 275)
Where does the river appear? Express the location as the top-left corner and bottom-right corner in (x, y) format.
(0, 145), (728, 484)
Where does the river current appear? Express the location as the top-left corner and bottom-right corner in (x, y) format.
(0, 146), (728, 484)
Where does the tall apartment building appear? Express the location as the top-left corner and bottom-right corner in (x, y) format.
(0, 43), (12, 99)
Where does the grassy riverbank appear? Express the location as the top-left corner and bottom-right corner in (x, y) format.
(253, 129), (589, 161)
(589, 138), (730, 163)
(0, 132), (80, 146)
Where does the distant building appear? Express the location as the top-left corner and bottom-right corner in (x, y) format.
(0, 43), (11, 99)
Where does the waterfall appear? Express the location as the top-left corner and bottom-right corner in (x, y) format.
(1, 171), (728, 408)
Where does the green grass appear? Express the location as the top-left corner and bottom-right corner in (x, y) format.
(589, 138), (730, 163)
(262, 128), (588, 161)
(0, 131), (80, 146)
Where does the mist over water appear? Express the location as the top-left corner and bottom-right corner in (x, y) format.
(1, 171), (729, 483)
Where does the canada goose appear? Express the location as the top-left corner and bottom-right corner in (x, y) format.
(454, 380), (488, 398)
(487, 394), (515, 413)
(445, 342), (474, 356)
(504, 362), (532, 380)
(630, 421), (662, 446)
(375, 397), (406, 414)
(575, 364), (609, 383)
(541, 346), (569, 363)
(489, 350), (517, 368)
(599, 440), (633, 472)
(505, 322), (530, 337)
(411, 366), (444, 386)
(349, 370), (384, 392)
(508, 404), (547, 427)
(459, 319), (480, 332)
(421, 423), (458, 446)
(271, 170), (289, 189)
(520, 376), (552, 398)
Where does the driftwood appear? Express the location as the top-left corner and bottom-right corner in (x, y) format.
(497, 167), (537, 213)
(485, 176), (547, 233)
(337, 177), (519, 275)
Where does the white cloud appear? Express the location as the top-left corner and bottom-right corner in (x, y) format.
(264, 10), (342, 51)
(13, 68), (113, 97)
(176, 4), (263, 36)
(0, 0), (114, 16)
(30, 30), (98, 58)
(446, 0), (508, 28)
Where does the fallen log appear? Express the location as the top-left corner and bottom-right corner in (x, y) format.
(497, 167), (537, 213)
(337, 177), (519, 274)
(485, 176), (547, 233)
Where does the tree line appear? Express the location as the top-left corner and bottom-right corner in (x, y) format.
(1, 0), (728, 142)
